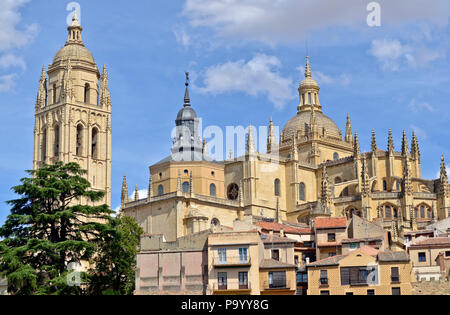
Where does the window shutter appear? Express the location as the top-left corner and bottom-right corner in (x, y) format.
(350, 268), (359, 283)
(391, 267), (399, 278)
(341, 268), (350, 285)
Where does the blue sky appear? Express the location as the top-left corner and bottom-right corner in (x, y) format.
(0, 0), (450, 223)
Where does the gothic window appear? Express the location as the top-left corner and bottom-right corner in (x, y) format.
(53, 84), (57, 104)
(299, 183), (306, 201)
(274, 179), (281, 196)
(182, 182), (190, 193)
(333, 153), (339, 161)
(157, 185), (164, 196)
(84, 83), (90, 104)
(210, 184), (217, 197)
(385, 206), (392, 219)
(381, 204), (398, 220)
(227, 183), (239, 201)
(340, 187), (349, 197)
(54, 125), (60, 157)
(91, 127), (99, 159)
(76, 125), (83, 157)
(383, 180), (388, 191)
(415, 204), (431, 220)
(396, 181), (400, 191)
(345, 207), (361, 219)
(420, 206), (425, 219)
(42, 128), (47, 161)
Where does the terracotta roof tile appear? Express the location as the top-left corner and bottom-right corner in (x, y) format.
(412, 237), (450, 247)
(260, 259), (297, 269)
(261, 233), (297, 244)
(358, 246), (380, 257)
(307, 255), (346, 267)
(255, 221), (311, 235)
(377, 251), (409, 262)
(314, 217), (347, 229)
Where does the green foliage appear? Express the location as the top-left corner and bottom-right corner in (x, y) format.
(0, 162), (113, 295)
(88, 215), (143, 295)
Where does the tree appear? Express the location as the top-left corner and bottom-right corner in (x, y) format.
(88, 215), (143, 295)
(0, 162), (112, 295)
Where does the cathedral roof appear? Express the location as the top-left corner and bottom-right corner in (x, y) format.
(53, 44), (95, 64)
(283, 111), (341, 137)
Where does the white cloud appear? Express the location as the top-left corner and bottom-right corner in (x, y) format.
(408, 99), (436, 114)
(0, 0), (38, 51)
(195, 54), (295, 108)
(369, 39), (444, 71)
(0, 53), (26, 71)
(173, 25), (191, 48)
(436, 166), (450, 179)
(182, 0), (450, 45)
(0, 74), (16, 92)
(410, 125), (428, 140)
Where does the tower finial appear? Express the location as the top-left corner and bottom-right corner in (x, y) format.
(345, 113), (353, 143)
(184, 72), (191, 107)
(305, 56), (312, 78)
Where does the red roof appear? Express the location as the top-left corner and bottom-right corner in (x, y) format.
(412, 237), (450, 247)
(358, 246), (380, 257)
(255, 221), (312, 235)
(314, 217), (347, 229)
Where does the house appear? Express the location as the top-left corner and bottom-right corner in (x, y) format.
(408, 237), (450, 281)
(313, 217), (347, 260)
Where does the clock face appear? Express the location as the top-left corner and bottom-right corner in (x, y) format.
(227, 183), (239, 201)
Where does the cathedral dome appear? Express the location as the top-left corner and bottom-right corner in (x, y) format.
(283, 111), (341, 138)
(53, 44), (95, 64)
(176, 106), (197, 122)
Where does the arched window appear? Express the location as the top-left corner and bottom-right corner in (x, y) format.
(42, 128), (47, 161)
(76, 125), (83, 156)
(210, 184), (217, 197)
(299, 183), (306, 201)
(333, 153), (339, 161)
(396, 181), (400, 191)
(227, 183), (239, 201)
(211, 218), (220, 227)
(274, 179), (281, 196)
(157, 185), (164, 196)
(428, 208), (432, 219)
(383, 180), (388, 191)
(385, 206), (392, 218)
(54, 125), (60, 157)
(182, 182), (190, 193)
(91, 127), (98, 159)
(420, 206), (425, 219)
(53, 84), (57, 104)
(84, 83), (90, 104)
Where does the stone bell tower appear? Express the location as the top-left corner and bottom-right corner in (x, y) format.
(33, 10), (112, 206)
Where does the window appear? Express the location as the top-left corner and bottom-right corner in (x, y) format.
(211, 218), (220, 227)
(218, 272), (227, 290)
(42, 128), (47, 161)
(84, 83), (90, 104)
(333, 153), (339, 161)
(392, 287), (401, 296)
(227, 183), (239, 200)
(54, 125), (60, 157)
(418, 252), (426, 263)
(294, 255), (299, 265)
(91, 128), (98, 159)
(349, 243), (357, 250)
(239, 248), (248, 263)
(328, 233), (336, 242)
(420, 206), (425, 219)
(320, 270), (328, 285)
(182, 182), (190, 193)
(346, 292), (354, 296)
(269, 271), (286, 289)
(391, 267), (400, 283)
(239, 272), (248, 290)
(445, 251), (450, 258)
(383, 180), (388, 191)
(297, 272), (308, 285)
(157, 185), (164, 196)
(218, 248), (227, 264)
(385, 206), (392, 219)
(341, 267), (377, 286)
(274, 179), (281, 196)
(328, 252), (336, 257)
(76, 125), (83, 156)
(210, 184), (217, 197)
(367, 289), (375, 296)
(320, 291), (330, 296)
(396, 181), (400, 191)
(272, 249), (280, 261)
(299, 183), (306, 201)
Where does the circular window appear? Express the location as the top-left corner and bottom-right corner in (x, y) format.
(227, 183), (240, 200)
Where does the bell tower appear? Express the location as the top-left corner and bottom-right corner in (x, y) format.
(33, 10), (112, 206)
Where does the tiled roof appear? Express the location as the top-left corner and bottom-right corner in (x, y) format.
(404, 230), (434, 236)
(317, 242), (341, 247)
(358, 246), (380, 257)
(411, 237), (450, 247)
(260, 259), (297, 269)
(255, 221), (312, 235)
(261, 233), (297, 244)
(377, 251), (409, 262)
(314, 217), (347, 229)
(307, 255), (346, 267)
(342, 237), (383, 243)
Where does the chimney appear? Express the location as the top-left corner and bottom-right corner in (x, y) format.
(280, 228), (285, 238)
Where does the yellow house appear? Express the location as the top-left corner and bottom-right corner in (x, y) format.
(307, 247), (413, 295)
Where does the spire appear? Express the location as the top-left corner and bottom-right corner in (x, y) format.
(403, 155), (413, 195)
(67, 8), (83, 44)
(267, 117), (278, 154)
(441, 155), (448, 182)
(100, 64), (111, 109)
(401, 130), (409, 157)
(388, 129), (394, 154)
(305, 56), (312, 78)
(184, 72), (191, 107)
(411, 132), (421, 162)
(371, 129), (378, 153)
(246, 125), (256, 155)
(134, 185), (139, 201)
(354, 132), (360, 156)
(345, 114), (353, 143)
(121, 176), (129, 207)
(36, 65), (47, 109)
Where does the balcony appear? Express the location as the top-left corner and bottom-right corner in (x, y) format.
(212, 282), (252, 294)
(263, 280), (291, 290)
(212, 256), (252, 268)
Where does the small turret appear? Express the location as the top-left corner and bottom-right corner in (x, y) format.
(345, 114), (353, 144)
(388, 129), (395, 154)
(246, 125), (256, 155)
(121, 175), (129, 208)
(267, 118), (278, 154)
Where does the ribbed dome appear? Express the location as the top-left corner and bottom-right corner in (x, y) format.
(176, 106), (198, 122)
(283, 111), (341, 137)
(53, 44), (95, 64)
(300, 77), (319, 90)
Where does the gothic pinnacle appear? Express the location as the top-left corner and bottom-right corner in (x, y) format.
(388, 129), (394, 154)
(371, 129), (378, 153)
(401, 130), (409, 156)
(246, 125), (255, 155)
(354, 132), (360, 156)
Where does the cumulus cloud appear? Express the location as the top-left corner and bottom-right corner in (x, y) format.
(369, 39), (443, 71)
(182, 0), (450, 44)
(195, 54), (295, 108)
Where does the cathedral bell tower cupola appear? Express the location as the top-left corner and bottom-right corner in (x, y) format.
(298, 56), (321, 114)
(67, 9), (83, 45)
